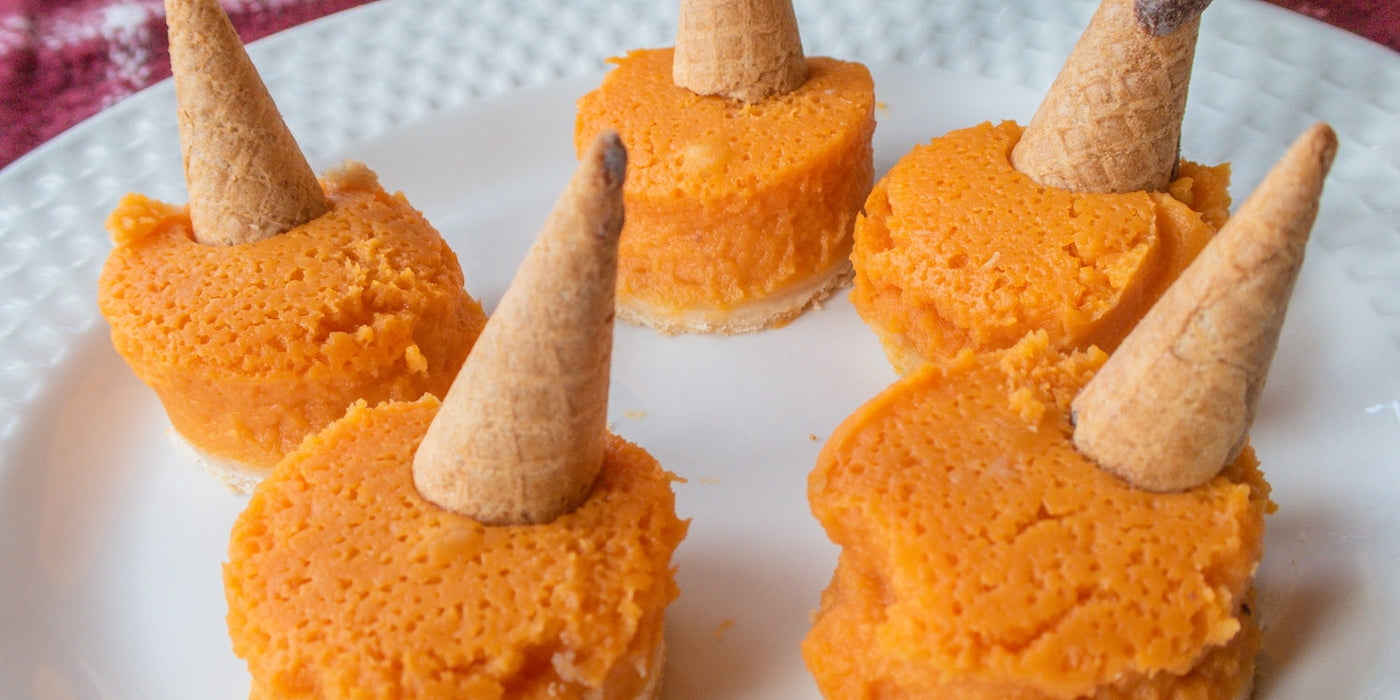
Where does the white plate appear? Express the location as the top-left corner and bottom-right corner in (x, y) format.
(2, 0), (1399, 697)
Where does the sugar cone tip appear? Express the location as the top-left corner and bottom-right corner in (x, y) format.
(673, 0), (807, 102)
(166, 0), (326, 246)
(1135, 0), (1213, 36)
(1071, 123), (1337, 491)
(412, 131), (627, 524)
(1010, 0), (1206, 194)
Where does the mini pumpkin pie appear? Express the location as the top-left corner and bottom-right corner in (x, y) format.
(851, 0), (1228, 372)
(97, 0), (485, 491)
(575, 0), (875, 334)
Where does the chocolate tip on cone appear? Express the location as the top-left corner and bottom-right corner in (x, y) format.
(673, 0), (807, 103)
(166, 0), (326, 246)
(1010, 0), (1201, 194)
(1134, 0), (1213, 36)
(411, 132), (628, 525)
(1071, 123), (1337, 491)
(596, 129), (628, 202)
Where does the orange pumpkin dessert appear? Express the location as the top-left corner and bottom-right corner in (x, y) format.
(804, 336), (1269, 700)
(98, 164), (486, 490)
(805, 124), (1336, 700)
(226, 133), (688, 700)
(96, 0), (485, 492)
(574, 0), (875, 334)
(852, 120), (1228, 371)
(852, 0), (1226, 372)
(226, 397), (685, 700)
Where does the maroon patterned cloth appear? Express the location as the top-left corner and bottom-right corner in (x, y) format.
(0, 0), (1395, 171)
(1262, 0), (1400, 50)
(0, 0), (377, 170)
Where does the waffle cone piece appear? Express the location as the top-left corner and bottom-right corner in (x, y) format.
(673, 0), (807, 102)
(1010, 0), (1211, 194)
(1072, 123), (1337, 491)
(166, 0), (326, 246)
(413, 132), (627, 524)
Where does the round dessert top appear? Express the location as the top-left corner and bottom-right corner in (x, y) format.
(98, 162), (483, 383)
(225, 396), (688, 699)
(852, 120), (1231, 366)
(808, 333), (1271, 699)
(575, 48), (874, 199)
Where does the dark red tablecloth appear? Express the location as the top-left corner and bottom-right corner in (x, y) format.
(0, 0), (1395, 171)
(0, 0), (377, 171)
(1264, 0), (1400, 49)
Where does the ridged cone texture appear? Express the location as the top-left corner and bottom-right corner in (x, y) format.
(412, 132), (628, 524)
(1072, 123), (1338, 491)
(672, 0), (806, 102)
(166, 0), (326, 246)
(1010, 0), (1205, 194)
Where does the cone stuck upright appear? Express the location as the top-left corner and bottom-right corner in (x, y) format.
(1009, 0), (1210, 194)
(1072, 123), (1337, 492)
(166, 0), (326, 246)
(673, 0), (807, 102)
(412, 131), (628, 525)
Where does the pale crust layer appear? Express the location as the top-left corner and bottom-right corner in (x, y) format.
(168, 429), (264, 495)
(618, 260), (852, 335)
(248, 640), (666, 700)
